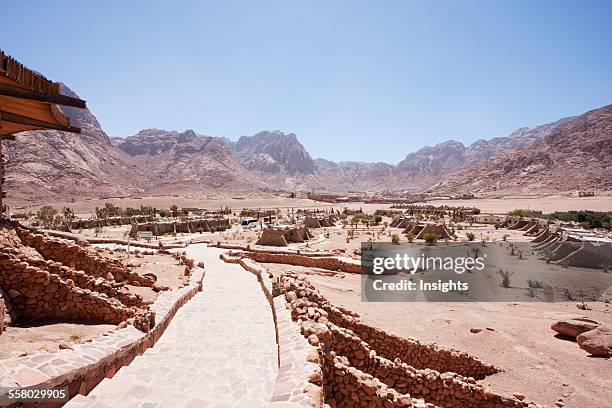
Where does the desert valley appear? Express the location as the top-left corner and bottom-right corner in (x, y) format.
(1, 4), (612, 408)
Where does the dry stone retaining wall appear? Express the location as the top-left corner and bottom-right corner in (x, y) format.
(239, 250), (361, 274)
(279, 272), (533, 408)
(0, 267), (205, 407)
(17, 228), (154, 286)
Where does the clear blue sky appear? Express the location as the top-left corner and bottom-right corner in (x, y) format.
(4, 0), (611, 163)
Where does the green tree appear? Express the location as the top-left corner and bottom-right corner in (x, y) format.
(423, 233), (438, 246)
(36, 206), (59, 229)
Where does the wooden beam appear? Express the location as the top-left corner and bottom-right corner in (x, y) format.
(0, 84), (86, 108)
(0, 110), (80, 133)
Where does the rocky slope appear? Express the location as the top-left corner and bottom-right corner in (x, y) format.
(3, 82), (608, 206)
(113, 129), (264, 194)
(392, 117), (573, 191)
(435, 105), (612, 194)
(3, 84), (147, 207)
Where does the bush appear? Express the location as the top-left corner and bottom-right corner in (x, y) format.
(391, 234), (400, 245)
(527, 279), (544, 288)
(507, 209), (532, 218)
(466, 232), (475, 241)
(422, 233), (438, 246)
(405, 232), (415, 243)
(497, 269), (514, 288)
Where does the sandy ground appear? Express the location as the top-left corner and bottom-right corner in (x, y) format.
(0, 323), (114, 359)
(94, 248), (187, 304)
(265, 265), (612, 408)
(11, 193), (612, 217)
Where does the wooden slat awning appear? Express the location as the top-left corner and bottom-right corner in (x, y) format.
(0, 49), (86, 138)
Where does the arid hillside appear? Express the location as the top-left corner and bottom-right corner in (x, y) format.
(435, 105), (612, 194)
(3, 83), (609, 207)
(3, 84), (148, 205)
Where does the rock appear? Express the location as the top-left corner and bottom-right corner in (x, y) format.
(7, 289), (20, 299)
(576, 326), (612, 357)
(307, 334), (319, 346)
(470, 328), (482, 333)
(513, 392), (525, 401)
(551, 319), (599, 338)
(58, 343), (73, 350)
(361, 379), (378, 396)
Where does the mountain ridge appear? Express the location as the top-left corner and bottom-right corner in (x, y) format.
(3, 84), (609, 206)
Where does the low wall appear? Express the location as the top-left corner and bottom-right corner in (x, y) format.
(17, 229), (153, 286)
(279, 273), (532, 408)
(0, 267), (205, 407)
(322, 354), (420, 408)
(42, 230), (187, 250)
(325, 323), (521, 408)
(210, 242), (331, 257)
(239, 251), (361, 274)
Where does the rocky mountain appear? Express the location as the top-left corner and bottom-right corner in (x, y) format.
(231, 131), (315, 174)
(113, 129), (263, 194)
(435, 105), (612, 194)
(314, 159), (395, 191)
(3, 84), (147, 206)
(392, 117), (574, 190)
(3, 82), (608, 207)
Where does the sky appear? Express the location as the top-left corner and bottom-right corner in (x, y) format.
(3, 0), (612, 163)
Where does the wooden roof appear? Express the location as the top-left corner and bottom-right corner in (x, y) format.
(0, 49), (86, 138)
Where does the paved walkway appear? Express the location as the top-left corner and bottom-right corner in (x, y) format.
(68, 245), (278, 408)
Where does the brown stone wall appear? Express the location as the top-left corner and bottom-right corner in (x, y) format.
(0, 249), (134, 324)
(16, 228), (154, 286)
(278, 272), (531, 408)
(242, 251), (361, 274)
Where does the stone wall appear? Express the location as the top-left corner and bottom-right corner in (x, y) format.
(0, 246), (135, 324)
(279, 272), (533, 408)
(0, 221), (157, 326)
(238, 251), (361, 274)
(0, 267), (205, 407)
(16, 228), (154, 286)
(129, 218), (230, 237)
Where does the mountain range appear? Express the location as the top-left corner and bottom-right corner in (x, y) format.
(3, 84), (611, 206)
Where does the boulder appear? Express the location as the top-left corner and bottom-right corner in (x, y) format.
(551, 319), (599, 338)
(576, 326), (612, 357)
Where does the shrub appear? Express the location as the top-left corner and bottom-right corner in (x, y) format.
(497, 269), (514, 288)
(507, 209), (532, 218)
(391, 234), (400, 245)
(405, 233), (415, 243)
(527, 287), (536, 298)
(466, 232), (475, 241)
(527, 279), (544, 288)
(540, 250), (552, 264)
(423, 233), (438, 246)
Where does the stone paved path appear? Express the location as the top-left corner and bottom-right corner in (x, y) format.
(68, 245), (278, 408)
